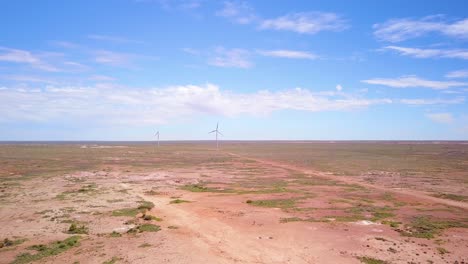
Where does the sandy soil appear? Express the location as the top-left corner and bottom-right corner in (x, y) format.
(0, 144), (467, 264)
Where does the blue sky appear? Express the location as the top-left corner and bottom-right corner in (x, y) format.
(0, 0), (467, 140)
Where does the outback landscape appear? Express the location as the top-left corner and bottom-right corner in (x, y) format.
(2, 0), (468, 263)
(0, 141), (467, 264)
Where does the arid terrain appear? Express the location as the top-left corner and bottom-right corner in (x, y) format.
(0, 142), (467, 264)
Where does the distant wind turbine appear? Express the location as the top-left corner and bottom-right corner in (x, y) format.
(209, 122), (223, 150)
(155, 130), (160, 149)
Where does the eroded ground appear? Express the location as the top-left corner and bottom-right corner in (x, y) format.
(0, 142), (467, 264)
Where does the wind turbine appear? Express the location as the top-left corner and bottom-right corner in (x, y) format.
(155, 130), (160, 149)
(209, 122), (223, 150)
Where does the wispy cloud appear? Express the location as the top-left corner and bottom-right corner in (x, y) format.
(374, 16), (468, 42)
(216, 1), (257, 24)
(426, 112), (454, 124)
(257, 49), (318, 59)
(446, 69), (468, 78)
(362, 75), (468, 90)
(400, 97), (464, 105)
(137, 0), (201, 10)
(94, 50), (132, 66)
(259, 12), (348, 34)
(384, 46), (468, 60)
(0, 75), (59, 84)
(64, 61), (89, 71)
(0, 47), (60, 72)
(0, 84), (391, 125)
(88, 34), (145, 44)
(208, 47), (252, 68)
(181, 47), (201, 55)
(89, 75), (116, 82)
(51, 41), (82, 49)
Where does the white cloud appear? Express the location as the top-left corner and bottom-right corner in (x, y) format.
(426, 112), (454, 124)
(64, 61), (89, 71)
(216, 1), (256, 24)
(89, 75), (116, 82)
(94, 50), (131, 66)
(88, 34), (145, 44)
(0, 75), (58, 84)
(446, 69), (468, 78)
(257, 49), (318, 59)
(400, 97), (464, 105)
(259, 12), (348, 34)
(384, 46), (468, 60)
(374, 16), (468, 42)
(0, 84), (391, 125)
(93, 50), (160, 67)
(336, 84), (343, 91)
(52, 41), (82, 49)
(208, 47), (252, 68)
(0, 47), (59, 72)
(362, 75), (468, 90)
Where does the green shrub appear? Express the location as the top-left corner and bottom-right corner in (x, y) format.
(111, 208), (141, 217)
(137, 201), (155, 211)
(357, 256), (389, 264)
(142, 214), (162, 221)
(109, 231), (121, 238)
(13, 236), (80, 264)
(127, 224), (161, 233)
(67, 223), (88, 234)
(169, 199), (190, 204)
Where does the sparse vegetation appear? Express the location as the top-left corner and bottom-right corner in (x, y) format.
(374, 237), (388, 242)
(109, 231), (122, 237)
(139, 243), (152, 248)
(137, 201), (155, 211)
(107, 199), (124, 203)
(0, 238), (27, 248)
(436, 247), (449, 255)
(432, 193), (467, 202)
(142, 214), (162, 221)
(280, 217), (303, 223)
(181, 184), (223, 192)
(102, 256), (121, 264)
(327, 214), (365, 222)
(170, 199), (190, 204)
(112, 208), (142, 217)
(13, 236), (80, 264)
(67, 223), (88, 234)
(357, 256), (389, 264)
(399, 216), (468, 239)
(127, 224), (161, 233)
(245, 198), (296, 209)
(144, 190), (160, 195)
(382, 220), (401, 228)
(2, 142), (468, 262)
(370, 207), (395, 221)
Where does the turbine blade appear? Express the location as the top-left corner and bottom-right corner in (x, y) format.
(217, 131), (223, 136)
(209, 130), (216, 133)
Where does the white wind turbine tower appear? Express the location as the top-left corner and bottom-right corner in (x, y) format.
(209, 122), (223, 150)
(155, 130), (160, 149)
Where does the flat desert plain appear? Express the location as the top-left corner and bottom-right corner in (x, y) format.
(0, 142), (467, 264)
